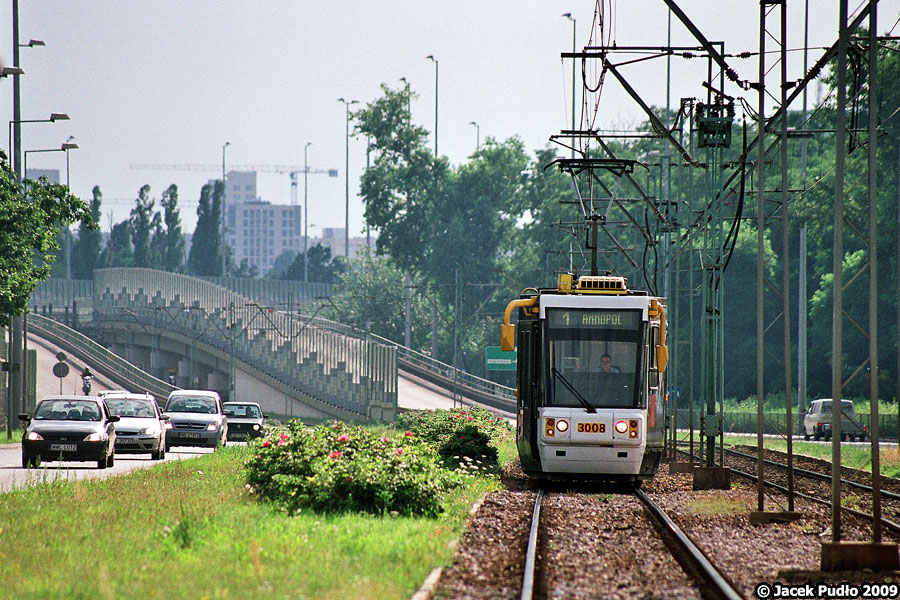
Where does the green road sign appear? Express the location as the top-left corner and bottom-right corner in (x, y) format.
(485, 346), (516, 371)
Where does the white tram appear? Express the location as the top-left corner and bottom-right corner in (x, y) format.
(500, 274), (668, 482)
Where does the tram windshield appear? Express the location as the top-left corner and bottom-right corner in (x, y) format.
(545, 308), (643, 409)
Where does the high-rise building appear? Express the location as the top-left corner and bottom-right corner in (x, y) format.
(221, 171), (302, 274)
(26, 168), (60, 183)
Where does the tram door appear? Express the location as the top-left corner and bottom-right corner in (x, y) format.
(516, 320), (541, 472)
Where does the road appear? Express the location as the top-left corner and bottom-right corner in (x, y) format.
(0, 444), (213, 493)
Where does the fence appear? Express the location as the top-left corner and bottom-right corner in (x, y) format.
(674, 409), (898, 440)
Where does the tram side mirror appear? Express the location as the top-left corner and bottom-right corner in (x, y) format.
(656, 344), (668, 373)
(500, 324), (515, 352)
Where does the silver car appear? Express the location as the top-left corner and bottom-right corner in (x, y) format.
(803, 399), (866, 442)
(163, 390), (229, 451)
(104, 392), (169, 460)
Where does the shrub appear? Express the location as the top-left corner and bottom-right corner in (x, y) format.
(395, 407), (513, 469)
(245, 421), (459, 517)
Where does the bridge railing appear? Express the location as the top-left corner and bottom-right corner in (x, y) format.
(92, 268), (397, 421)
(28, 313), (176, 401)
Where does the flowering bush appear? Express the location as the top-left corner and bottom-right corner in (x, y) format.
(395, 407), (513, 469)
(245, 420), (459, 517)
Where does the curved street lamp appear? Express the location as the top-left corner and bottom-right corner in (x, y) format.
(338, 98), (358, 258)
(222, 141), (230, 276)
(426, 55), (438, 155)
(469, 121), (480, 152)
(303, 141), (312, 283)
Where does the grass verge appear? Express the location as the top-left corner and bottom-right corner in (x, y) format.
(0, 444), (501, 600)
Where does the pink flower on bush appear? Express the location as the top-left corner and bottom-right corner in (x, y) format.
(337, 434), (350, 443)
(262, 440), (270, 448)
(380, 435), (388, 443)
(276, 439), (286, 447)
(396, 447), (404, 456)
(329, 451), (343, 459)
(405, 431), (413, 437)
(280, 432), (289, 440)
(467, 416), (473, 421)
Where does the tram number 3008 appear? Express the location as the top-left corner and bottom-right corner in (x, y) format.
(577, 423), (605, 433)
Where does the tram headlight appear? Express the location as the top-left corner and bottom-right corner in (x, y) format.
(555, 419), (569, 432)
(614, 420), (628, 434)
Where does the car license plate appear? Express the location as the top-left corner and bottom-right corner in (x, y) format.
(115, 437), (133, 445)
(49, 443), (77, 452)
(181, 432), (202, 439)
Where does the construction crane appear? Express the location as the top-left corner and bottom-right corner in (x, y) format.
(130, 163), (339, 206)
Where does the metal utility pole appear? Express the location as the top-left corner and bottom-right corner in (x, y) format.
(9, 0), (24, 435)
(562, 12), (576, 159)
(831, 0), (848, 543)
(866, 5), (882, 544)
(755, 0), (767, 512)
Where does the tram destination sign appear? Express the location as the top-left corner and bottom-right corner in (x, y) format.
(547, 309), (640, 330)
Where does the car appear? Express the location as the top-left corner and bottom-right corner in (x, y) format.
(223, 402), (267, 441)
(803, 398), (866, 442)
(103, 392), (169, 460)
(163, 390), (229, 451)
(19, 395), (120, 469)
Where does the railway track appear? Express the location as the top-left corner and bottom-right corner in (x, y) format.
(518, 487), (742, 600)
(681, 446), (900, 534)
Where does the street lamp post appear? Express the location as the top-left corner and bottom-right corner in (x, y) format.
(426, 55), (438, 155)
(221, 141), (230, 277)
(23, 142), (78, 179)
(303, 141), (312, 283)
(469, 121), (480, 152)
(562, 13), (576, 158)
(338, 98), (358, 258)
(8, 113), (69, 165)
(64, 137), (78, 279)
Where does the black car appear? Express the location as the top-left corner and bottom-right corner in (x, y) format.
(20, 395), (120, 469)
(223, 402), (267, 441)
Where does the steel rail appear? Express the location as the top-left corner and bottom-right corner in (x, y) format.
(635, 488), (744, 600)
(725, 447), (900, 502)
(679, 448), (900, 535)
(723, 462), (900, 536)
(520, 489), (544, 600)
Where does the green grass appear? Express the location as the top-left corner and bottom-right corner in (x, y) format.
(0, 444), (501, 599)
(686, 497), (751, 516)
(717, 434), (900, 479)
(0, 427), (24, 445)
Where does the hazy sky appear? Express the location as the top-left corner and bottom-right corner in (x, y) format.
(2, 1), (898, 236)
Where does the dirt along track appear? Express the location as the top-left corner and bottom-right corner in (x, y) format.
(432, 460), (900, 600)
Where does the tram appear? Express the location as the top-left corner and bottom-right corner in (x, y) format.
(500, 273), (668, 482)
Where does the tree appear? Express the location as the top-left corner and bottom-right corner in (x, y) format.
(130, 184), (161, 268)
(101, 220), (133, 268)
(0, 152), (93, 324)
(329, 254), (430, 345)
(154, 184), (185, 272)
(278, 243), (343, 283)
(355, 84), (450, 274)
(188, 181), (224, 276)
(71, 186), (104, 279)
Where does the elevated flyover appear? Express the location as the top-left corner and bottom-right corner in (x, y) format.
(30, 270), (515, 422)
